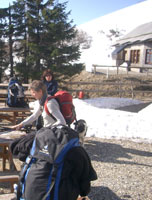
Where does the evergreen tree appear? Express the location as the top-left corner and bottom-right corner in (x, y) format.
(0, 8), (9, 81)
(25, 0), (45, 78)
(8, 5), (14, 77)
(23, 0), (81, 79)
(40, 1), (80, 72)
(0, 0), (82, 81)
(0, 5), (15, 78)
(11, 0), (30, 82)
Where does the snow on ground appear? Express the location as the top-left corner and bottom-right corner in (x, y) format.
(73, 97), (152, 142)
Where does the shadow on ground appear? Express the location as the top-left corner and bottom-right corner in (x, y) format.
(89, 186), (130, 200)
(85, 139), (152, 167)
(115, 101), (152, 113)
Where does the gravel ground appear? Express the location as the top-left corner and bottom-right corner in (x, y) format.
(0, 96), (152, 199)
(0, 137), (152, 200)
(85, 137), (152, 200)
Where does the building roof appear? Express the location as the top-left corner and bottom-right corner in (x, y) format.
(114, 21), (152, 46)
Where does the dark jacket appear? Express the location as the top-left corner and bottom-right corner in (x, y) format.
(59, 146), (97, 199)
(43, 79), (58, 96)
(10, 132), (36, 161)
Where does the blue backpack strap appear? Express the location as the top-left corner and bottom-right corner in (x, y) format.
(17, 139), (36, 200)
(43, 137), (79, 200)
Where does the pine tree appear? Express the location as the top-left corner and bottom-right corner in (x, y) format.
(0, 0), (81, 80)
(11, 0), (30, 82)
(41, 1), (81, 73)
(8, 5), (14, 77)
(0, 8), (9, 81)
(22, 0), (81, 79)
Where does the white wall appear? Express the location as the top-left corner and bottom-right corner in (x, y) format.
(77, 0), (152, 72)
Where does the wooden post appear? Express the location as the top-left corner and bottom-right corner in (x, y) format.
(106, 67), (109, 79)
(130, 81), (134, 99)
(93, 65), (96, 74)
(117, 65), (119, 75)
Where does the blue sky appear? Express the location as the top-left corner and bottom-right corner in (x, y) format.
(1, 0), (145, 25)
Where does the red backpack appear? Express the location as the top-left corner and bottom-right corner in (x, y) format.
(44, 91), (76, 125)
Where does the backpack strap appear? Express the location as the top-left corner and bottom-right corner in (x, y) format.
(44, 96), (54, 115)
(17, 155), (34, 200)
(42, 164), (58, 200)
(17, 139), (36, 200)
(44, 96), (57, 121)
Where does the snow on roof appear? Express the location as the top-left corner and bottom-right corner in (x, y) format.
(114, 21), (152, 45)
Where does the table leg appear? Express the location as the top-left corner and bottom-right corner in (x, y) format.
(9, 150), (17, 171)
(0, 143), (17, 171)
(13, 112), (18, 125)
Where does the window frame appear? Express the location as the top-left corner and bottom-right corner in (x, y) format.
(130, 49), (140, 64)
(145, 49), (152, 64)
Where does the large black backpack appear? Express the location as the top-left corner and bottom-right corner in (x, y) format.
(15, 126), (97, 200)
(6, 77), (28, 107)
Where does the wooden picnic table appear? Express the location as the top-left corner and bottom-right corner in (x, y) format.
(0, 107), (32, 125)
(0, 130), (26, 171)
(0, 193), (16, 199)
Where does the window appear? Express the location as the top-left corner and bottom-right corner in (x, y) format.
(130, 50), (140, 64)
(123, 50), (127, 61)
(145, 49), (152, 64)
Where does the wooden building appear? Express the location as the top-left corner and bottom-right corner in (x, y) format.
(112, 22), (152, 72)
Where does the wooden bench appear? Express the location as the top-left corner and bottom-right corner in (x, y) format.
(0, 88), (35, 104)
(0, 107), (31, 125)
(0, 175), (19, 193)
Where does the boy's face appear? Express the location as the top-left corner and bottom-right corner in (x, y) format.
(30, 89), (43, 100)
(45, 74), (52, 82)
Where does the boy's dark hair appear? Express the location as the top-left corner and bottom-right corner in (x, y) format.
(41, 69), (54, 81)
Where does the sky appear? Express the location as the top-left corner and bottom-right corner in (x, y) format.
(0, 0), (145, 25)
(72, 97), (152, 143)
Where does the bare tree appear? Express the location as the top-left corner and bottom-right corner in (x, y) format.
(71, 29), (92, 50)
